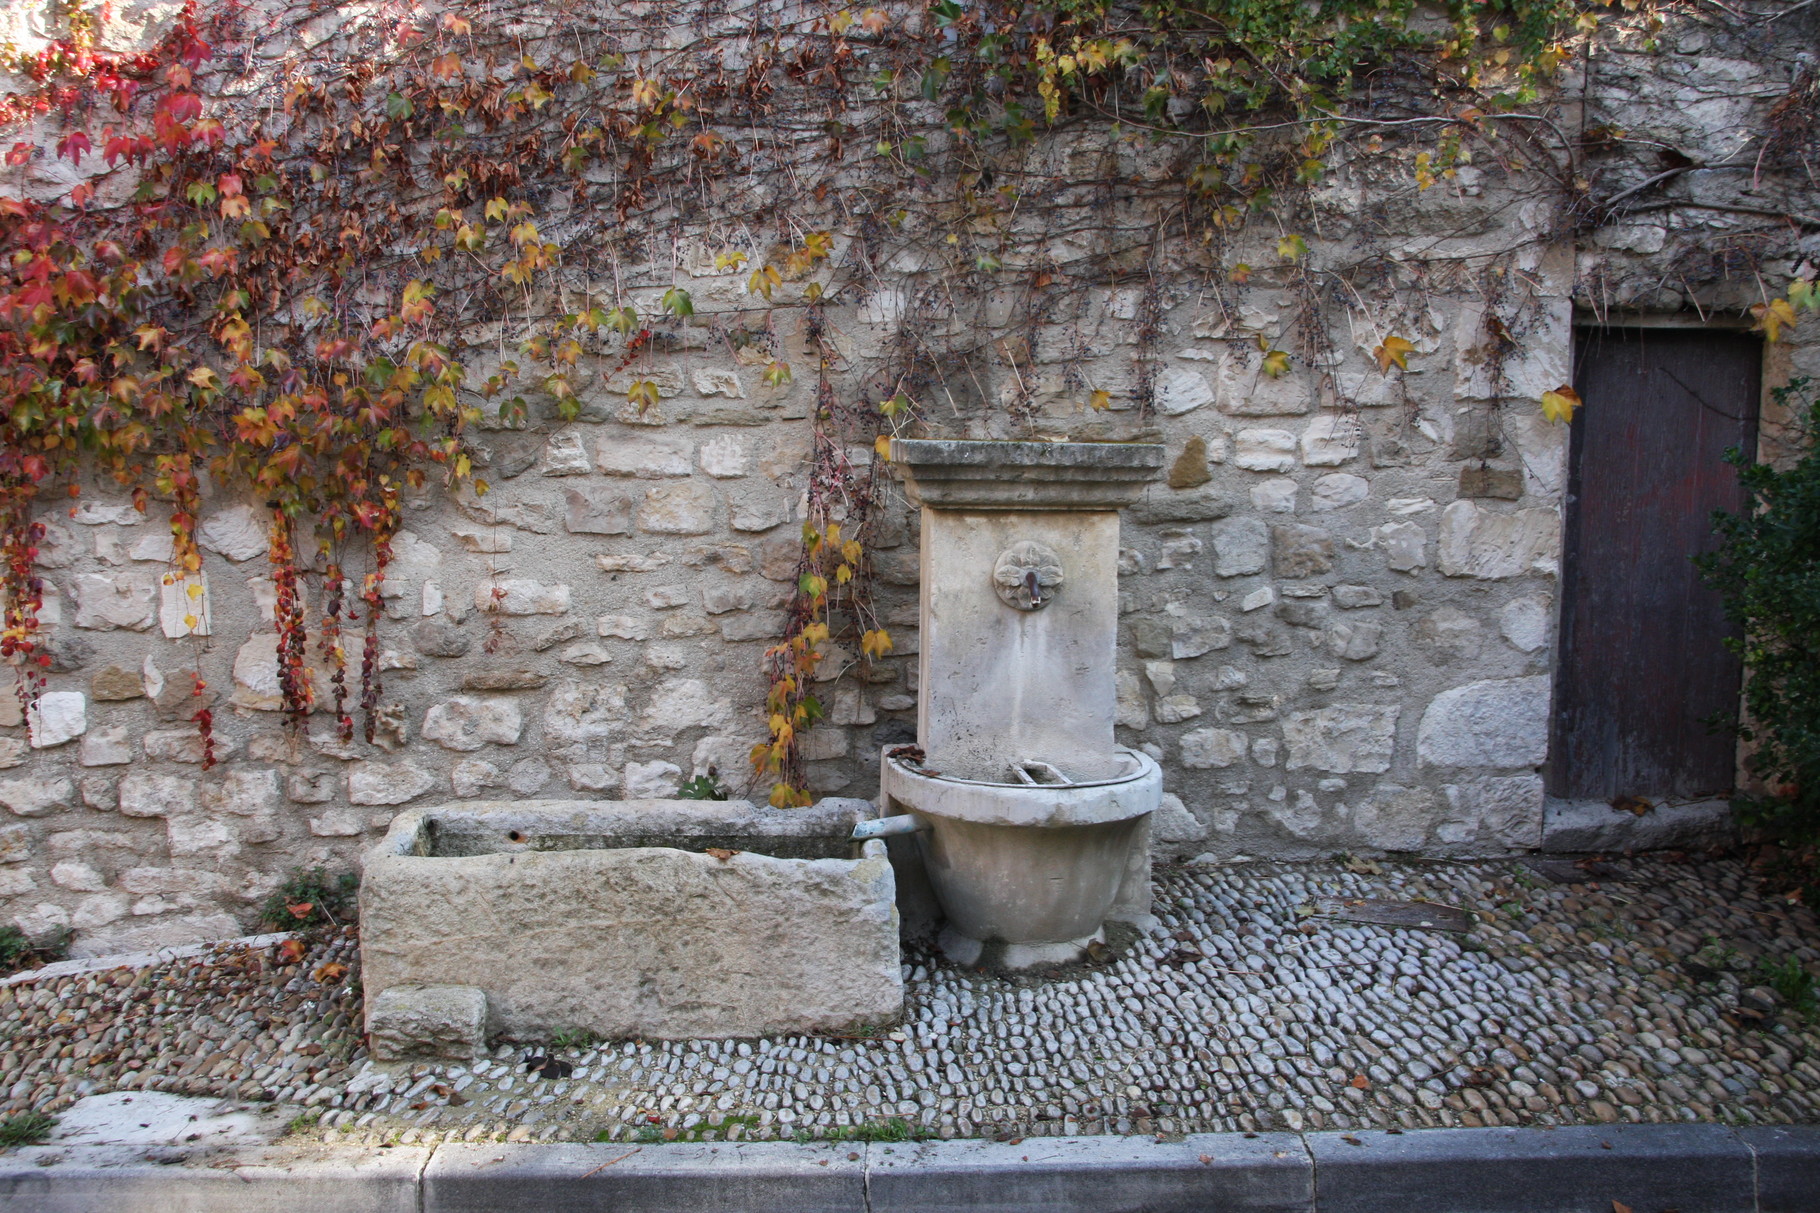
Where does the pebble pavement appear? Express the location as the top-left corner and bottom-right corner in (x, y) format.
(1, 856), (1815, 1146)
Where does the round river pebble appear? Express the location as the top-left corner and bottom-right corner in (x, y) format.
(0, 856), (1814, 1146)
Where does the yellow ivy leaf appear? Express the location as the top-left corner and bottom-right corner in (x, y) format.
(1276, 233), (1308, 261)
(860, 628), (893, 659)
(1540, 385), (1582, 425)
(1089, 389), (1111, 410)
(1752, 297), (1798, 343)
(768, 783), (799, 809)
(841, 539), (863, 564)
(874, 434), (893, 459)
(627, 380), (660, 413)
(1260, 349), (1291, 378)
(836, 564), (853, 584)
(1375, 335), (1414, 373)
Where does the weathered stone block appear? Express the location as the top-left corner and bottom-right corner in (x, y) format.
(199, 769), (279, 818)
(1458, 465), (1524, 500)
(1232, 428), (1298, 471)
(1310, 473), (1369, 510)
(367, 984), (489, 1062)
(1180, 727), (1247, 769)
(89, 664), (144, 701)
(79, 726), (133, 767)
(0, 777), (74, 817)
(1331, 584), (1383, 609)
(536, 432), (593, 476)
(412, 620), (472, 658)
(1167, 437), (1211, 489)
(1300, 413), (1361, 466)
(1282, 704), (1399, 774)
(623, 760), (684, 798)
(1210, 516), (1270, 577)
(594, 436), (693, 478)
(1350, 784), (1440, 851)
(70, 572), (157, 632)
(1416, 676), (1549, 768)
(1414, 606), (1484, 663)
(475, 579), (571, 616)
(197, 504), (268, 562)
(1272, 524), (1335, 578)
(1325, 620), (1383, 661)
(1153, 694), (1202, 724)
(637, 481), (717, 535)
(349, 761), (438, 806)
(1498, 594), (1552, 653)
(118, 771), (194, 818)
(1442, 774), (1544, 848)
(1436, 501), (1561, 579)
(28, 692), (86, 749)
(1376, 521), (1427, 572)
(1152, 366), (1214, 415)
(563, 486), (633, 535)
(1217, 349), (1313, 415)
(1114, 669), (1148, 730)
(698, 435), (748, 478)
(423, 697), (524, 752)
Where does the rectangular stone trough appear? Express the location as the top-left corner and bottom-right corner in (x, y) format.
(359, 798), (901, 1052)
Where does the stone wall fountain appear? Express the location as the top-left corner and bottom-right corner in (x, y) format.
(873, 439), (1167, 970)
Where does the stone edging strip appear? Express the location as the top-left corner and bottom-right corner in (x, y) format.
(0, 1123), (1815, 1212)
(0, 932), (298, 988)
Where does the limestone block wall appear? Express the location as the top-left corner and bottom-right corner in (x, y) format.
(5, 280), (1812, 955)
(0, 0), (1815, 953)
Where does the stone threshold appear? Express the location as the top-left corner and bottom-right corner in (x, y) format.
(1, 1124), (1814, 1212)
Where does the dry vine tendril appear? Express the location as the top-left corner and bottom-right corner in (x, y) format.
(0, 0), (1813, 795)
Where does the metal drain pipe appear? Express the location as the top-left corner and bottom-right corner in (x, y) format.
(851, 814), (928, 841)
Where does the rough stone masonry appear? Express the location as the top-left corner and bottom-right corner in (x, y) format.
(0, 0), (1816, 955)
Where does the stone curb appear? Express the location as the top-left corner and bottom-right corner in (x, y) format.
(1, 1124), (1815, 1212)
(0, 931), (299, 988)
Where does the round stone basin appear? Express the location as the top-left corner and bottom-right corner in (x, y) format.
(878, 748), (1161, 970)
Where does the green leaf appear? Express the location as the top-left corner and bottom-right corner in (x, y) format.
(385, 92), (415, 120)
(660, 287), (694, 317)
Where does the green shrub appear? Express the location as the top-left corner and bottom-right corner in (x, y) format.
(0, 926), (70, 975)
(259, 866), (360, 931)
(1754, 955), (1819, 1019)
(1697, 378), (1820, 901)
(676, 774), (728, 801)
(0, 1112), (55, 1147)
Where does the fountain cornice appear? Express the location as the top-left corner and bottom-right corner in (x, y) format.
(887, 439), (1165, 511)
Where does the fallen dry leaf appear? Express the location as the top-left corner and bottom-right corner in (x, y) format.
(704, 847), (739, 862)
(1349, 1074), (1370, 1090)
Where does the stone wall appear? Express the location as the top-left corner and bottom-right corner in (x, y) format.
(2, 0), (1817, 952)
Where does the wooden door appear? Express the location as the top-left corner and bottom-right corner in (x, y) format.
(1550, 327), (1760, 801)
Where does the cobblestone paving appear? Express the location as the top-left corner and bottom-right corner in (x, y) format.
(2, 857), (1816, 1145)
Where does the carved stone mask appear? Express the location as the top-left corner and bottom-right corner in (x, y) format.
(992, 540), (1064, 611)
